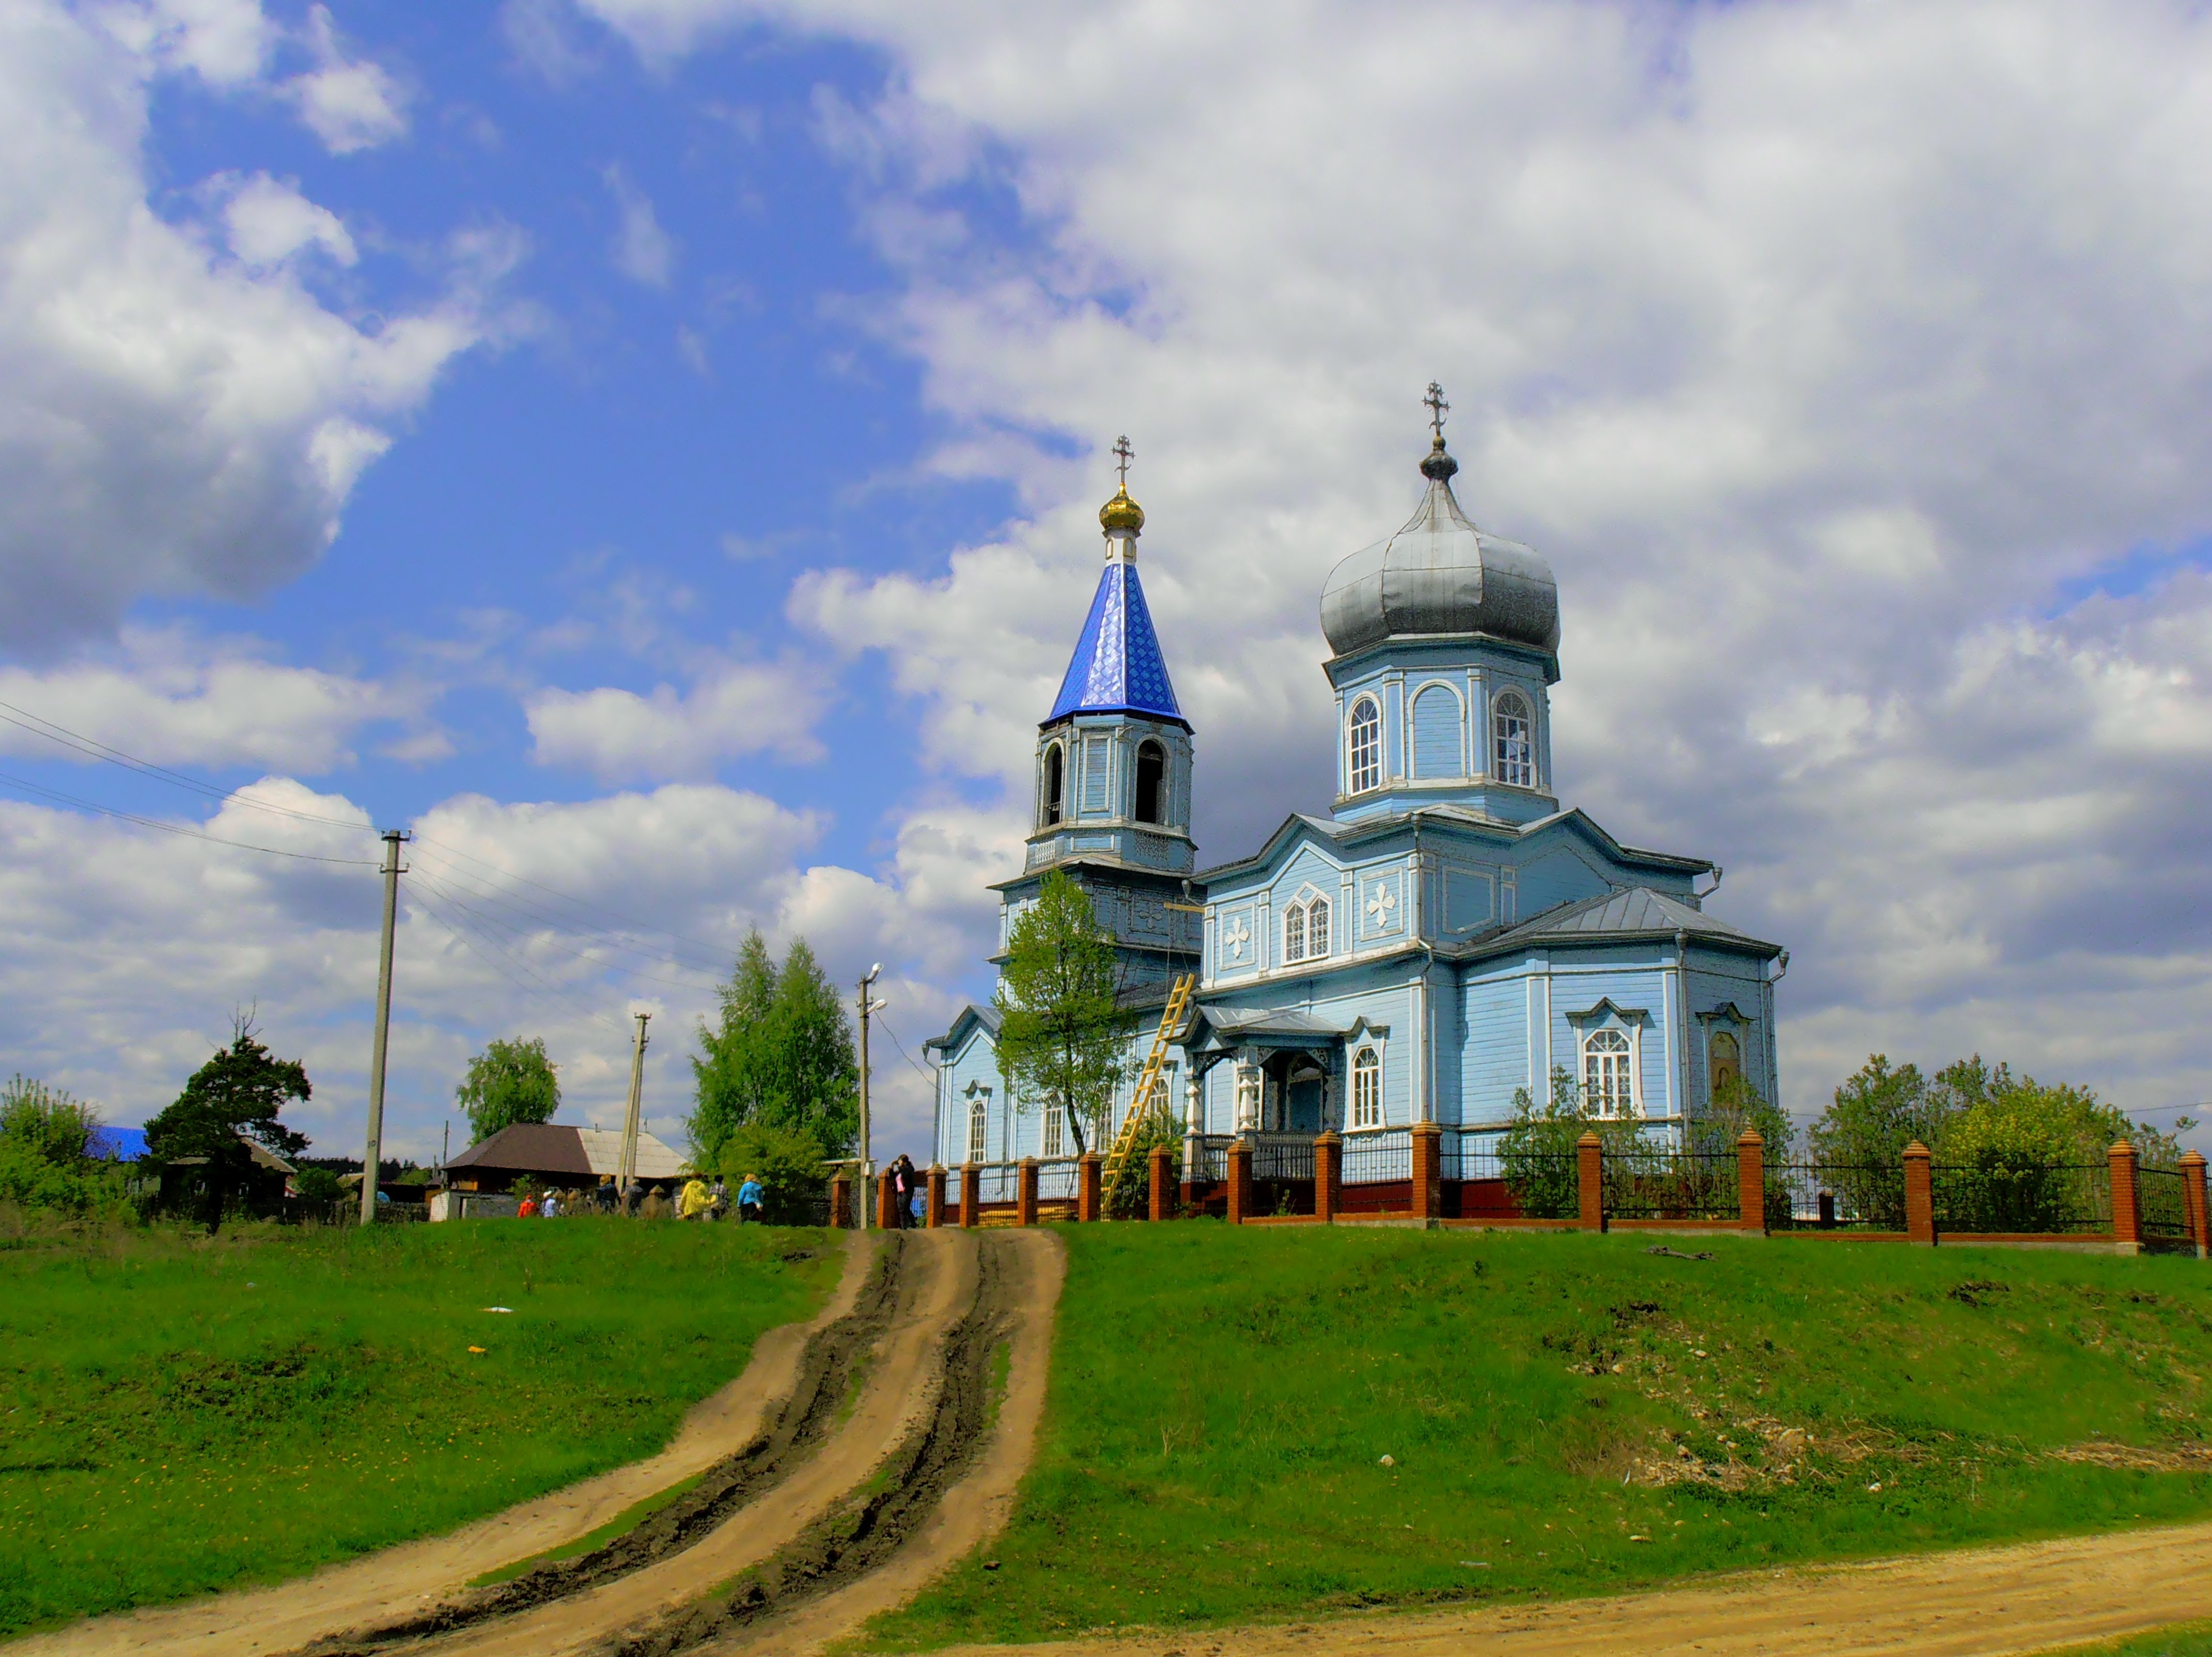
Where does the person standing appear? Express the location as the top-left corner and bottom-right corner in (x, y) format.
(737, 1171), (764, 1225)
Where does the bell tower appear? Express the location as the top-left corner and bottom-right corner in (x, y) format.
(991, 439), (1201, 991)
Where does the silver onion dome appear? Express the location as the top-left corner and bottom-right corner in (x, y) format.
(1320, 435), (1560, 659)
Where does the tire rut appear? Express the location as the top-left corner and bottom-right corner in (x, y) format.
(612, 1232), (1022, 1657)
(296, 1235), (914, 1657)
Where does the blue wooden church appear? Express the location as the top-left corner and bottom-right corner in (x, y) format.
(928, 398), (1786, 1193)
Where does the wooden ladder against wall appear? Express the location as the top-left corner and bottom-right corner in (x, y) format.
(1101, 972), (1197, 1211)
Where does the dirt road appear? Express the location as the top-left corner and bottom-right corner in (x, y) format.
(8, 1227), (1069, 1657)
(918, 1520), (2212, 1657)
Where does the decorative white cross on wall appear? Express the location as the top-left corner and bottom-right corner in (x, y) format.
(1221, 915), (1252, 961)
(1366, 882), (1398, 929)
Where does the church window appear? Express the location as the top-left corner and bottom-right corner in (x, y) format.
(1279, 895), (1330, 964)
(1348, 697), (1382, 793)
(1493, 691), (1535, 788)
(1042, 743), (1064, 827)
(1282, 903), (1305, 963)
(967, 1096), (988, 1163)
(1351, 1046), (1381, 1129)
(1134, 739), (1166, 824)
(1583, 1028), (1633, 1117)
(1306, 896), (1330, 957)
(1709, 1029), (1741, 1099)
(1042, 1103), (1066, 1159)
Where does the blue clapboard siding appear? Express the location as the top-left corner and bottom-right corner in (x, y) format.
(1411, 683), (1461, 778)
(1080, 734), (1110, 813)
(1462, 976), (1531, 1118)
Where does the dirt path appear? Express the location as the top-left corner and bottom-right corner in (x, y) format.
(916, 1519), (2212, 1657)
(8, 1232), (874, 1657)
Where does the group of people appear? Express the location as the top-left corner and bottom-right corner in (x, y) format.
(514, 1173), (767, 1223)
(882, 1154), (927, 1227)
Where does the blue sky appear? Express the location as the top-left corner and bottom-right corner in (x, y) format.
(6, 0), (2212, 1165)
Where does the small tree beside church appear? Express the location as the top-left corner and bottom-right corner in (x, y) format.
(456, 1036), (560, 1145)
(993, 871), (1132, 1156)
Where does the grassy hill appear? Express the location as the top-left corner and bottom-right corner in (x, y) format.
(0, 1218), (839, 1636)
(879, 1224), (2212, 1650)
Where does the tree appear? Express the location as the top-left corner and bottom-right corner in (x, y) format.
(143, 1017), (311, 1233)
(0, 1075), (102, 1167)
(715, 1121), (831, 1224)
(1808, 1055), (1954, 1169)
(690, 931), (860, 1165)
(1689, 1074), (1794, 1161)
(993, 871), (1132, 1156)
(456, 1036), (562, 1145)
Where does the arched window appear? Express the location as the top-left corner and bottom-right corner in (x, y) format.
(1709, 1030), (1741, 1099)
(1583, 1028), (1633, 1117)
(966, 1096), (988, 1162)
(1134, 739), (1165, 824)
(1041, 744), (1064, 826)
(1351, 1046), (1381, 1129)
(1305, 896), (1330, 958)
(1042, 1104), (1065, 1159)
(1282, 902), (1305, 964)
(1280, 896), (1331, 964)
(1348, 696), (1382, 793)
(1493, 691), (1534, 788)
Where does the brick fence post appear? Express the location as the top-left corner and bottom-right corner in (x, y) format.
(1904, 1141), (1935, 1245)
(1017, 1158), (1039, 1227)
(1411, 1122), (1441, 1225)
(1078, 1152), (1103, 1223)
(2110, 1139), (2142, 1256)
(2182, 1151), (2209, 1259)
(1314, 1131), (1341, 1224)
(926, 1164), (946, 1229)
(830, 1173), (851, 1230)
(1227, 1138), (1253, 1225)
(1577, 1131), (1605, 1232)
(1737, 1129), (1766, 1235)
(877, 1170), (898, 1231)
(959, 1162), (979, 1229)
(1149, 1145), (1173, 1222)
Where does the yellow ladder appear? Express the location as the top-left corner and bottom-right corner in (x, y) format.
(1101, 973), (1197, 1210)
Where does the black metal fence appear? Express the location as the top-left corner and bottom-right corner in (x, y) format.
(2142, 1165), (2191, 1240)
(1600, 1148), (1739, 1222)
(1342, 1128), (1411, 1185)
(1769, 1163), (1907, 1231)
(1930, 1163), (2111, 1234)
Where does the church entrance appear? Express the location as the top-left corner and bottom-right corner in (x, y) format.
(1285, 1065), (1325, 1134)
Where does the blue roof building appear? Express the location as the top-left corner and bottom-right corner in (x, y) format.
(931, 400), (1788, 1192)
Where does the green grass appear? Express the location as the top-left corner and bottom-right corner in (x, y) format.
(2042, 1623), (2212, 1655)
(875, 1225), (2212, 1649)
(0, 1218), (840, 1636)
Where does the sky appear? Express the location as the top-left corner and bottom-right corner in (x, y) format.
(4, 0), (2212, 1166)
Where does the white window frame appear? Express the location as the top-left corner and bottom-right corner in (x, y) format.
(1493, 690), (1535, 788)
(1279, 885), (1332, 966)
(1042, 1102), (1065, 1159)
(965, 1091), (989, 1162)
(1348, 695), (1383, 794)
(1582, 1027), (1635, 1118)
(1282, 901), (1306, 964)
(1306, 894), (1330, 958)
(1350, 1045), (1382, 1130)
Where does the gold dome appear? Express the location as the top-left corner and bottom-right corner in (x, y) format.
(1099, 487), (1145, 535)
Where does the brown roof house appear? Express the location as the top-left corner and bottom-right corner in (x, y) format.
(441, 1122), (690, 1199)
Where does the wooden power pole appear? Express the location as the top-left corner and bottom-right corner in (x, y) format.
(360, 829), (408, 1227)
(618, 1011), (651, 1202)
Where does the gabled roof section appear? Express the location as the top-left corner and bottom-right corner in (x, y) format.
(446, 1121), (689, 1180)
(1196, 804), (1711, 889)
(1493, 886), (1778, 954)
(926, 1003), (1002, 1053)
(1047, 560), (1186, 726)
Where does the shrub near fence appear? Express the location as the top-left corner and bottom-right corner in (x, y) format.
(1600, 1146), (1739, 1223)
(1932, 1162), (2111, 1236)
(1769, 1163), (1907, 1231)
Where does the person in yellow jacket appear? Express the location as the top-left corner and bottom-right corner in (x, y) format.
(678, 1177), (712, 1221)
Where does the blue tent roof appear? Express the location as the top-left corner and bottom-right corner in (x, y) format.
(89, 1126), (148, 1161)
(1047, 560), (1185, 725)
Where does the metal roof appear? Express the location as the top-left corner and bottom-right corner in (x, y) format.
(1490, 886), (1776, 952)
(445, 1122), (690, 1181)
(1047, 559), (1185, 726)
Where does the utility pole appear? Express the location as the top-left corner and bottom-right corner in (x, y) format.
(618, 1011), (651, 1204)
(857, 965), (885, 1228)
(360, 829), (408, 1227)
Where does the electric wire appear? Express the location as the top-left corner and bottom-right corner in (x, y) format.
(405, 876), (628, 1035)
(407, 843), (733, 976)
(409, 866), (723, 996)
(0, 768), (382, 865)
(872, 1007), (941, 1088)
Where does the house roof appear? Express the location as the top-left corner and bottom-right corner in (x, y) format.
(1046, 559), (1186, 727)
(1488, 885), (1779, 955)
(925, 1002), (1002, 1053)
(1195, 804), (1711, 887)
(90, 1125), (149, 1161)
(445, 1121), (690, 1181)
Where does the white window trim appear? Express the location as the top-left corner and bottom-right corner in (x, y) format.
(1342, 1030), (1392, 1132)
(1347, 695), (1383, 795)
(1042, 1102), (1066, 1159)
(963, 1085), (991, 1163)
(1278, 882), (1334, 966)
(1580, 1025), (1640, 1119)
(1492, 689), (1536, 790)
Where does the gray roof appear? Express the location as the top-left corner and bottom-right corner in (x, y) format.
(1319, 444), (1559, 660)
(1193, 1006), (1353, 1038)
(1491, 886), (1777, 953)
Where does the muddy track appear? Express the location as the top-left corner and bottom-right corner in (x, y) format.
(613, 1231), (1026, 1657)
(297, 1236), (916, 1654)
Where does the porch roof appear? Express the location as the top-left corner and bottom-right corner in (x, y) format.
(1182, 1004), (1353, 1053)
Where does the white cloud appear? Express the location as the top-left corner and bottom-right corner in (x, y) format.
(92, 0), (274, 87)
(525, 657), (828, 780)
(281, 4), (408, 154)
(614, 0), (2212, 1131)
(0, 2), (499, 651)
(603, 164), (676, 288)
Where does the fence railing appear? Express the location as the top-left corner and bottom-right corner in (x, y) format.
(2143, 1165), (2191, 1239)
(1601, 1148), (1739, 1223)
(1931, 1163), (2111, 1234)
(1768, 1163), (1907, 1231)
(1250, 1134), (1315, 1184)
(1342, 1128), (1411, 1185)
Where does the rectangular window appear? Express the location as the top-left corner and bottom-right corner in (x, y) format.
(1042, 1105), (1065, 1159)
(1582, 1030), (1634, 1117)
(1351, 1048), (1381, 1129)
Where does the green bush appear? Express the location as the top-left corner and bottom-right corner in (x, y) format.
(1106, 1107), (1181, 1219)
(0, 1076), (102, 1167)
(292, 1167), (342, 1203)
(716, 1121), (829, 1223)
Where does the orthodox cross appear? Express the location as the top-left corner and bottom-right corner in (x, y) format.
(1113, 434), (1134, 489)
(1424, 382), (1449, 441)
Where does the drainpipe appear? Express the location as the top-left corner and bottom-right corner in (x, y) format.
(1673, 928), (1690, 1143)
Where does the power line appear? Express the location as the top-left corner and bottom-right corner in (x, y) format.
(409, 867), (722, 996)
(409, 833), (745, 965)
(408, 843), (732, 976)
(0, 769), (382, 865)
(406, 877), (627, 1034)
(872, 1007), (940, 1088)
